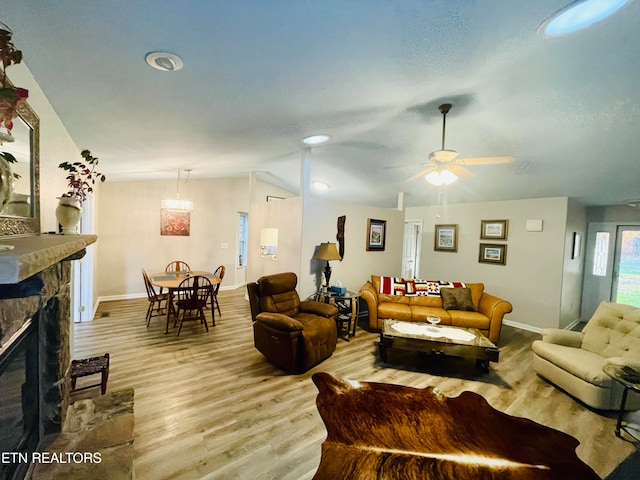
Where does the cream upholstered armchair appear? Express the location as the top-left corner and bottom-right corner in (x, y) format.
(532, 301), (640, 410)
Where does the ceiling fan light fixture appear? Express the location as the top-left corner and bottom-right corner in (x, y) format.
(302, 134), (330, 145)
(425, 169), (457, 186)
(145, 52), (184, 72)
(539, 0), (631, 37)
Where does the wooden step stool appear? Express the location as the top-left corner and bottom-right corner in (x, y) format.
(70, 353), (110, 395)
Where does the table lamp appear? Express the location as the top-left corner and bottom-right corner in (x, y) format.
(314, 242), (342, 288)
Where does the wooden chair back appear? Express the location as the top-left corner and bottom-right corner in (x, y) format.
(142, 269), (160, 301)
(166, 260), (190, 273)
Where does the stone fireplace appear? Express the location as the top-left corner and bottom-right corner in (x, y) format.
(0, 234), (96, 480)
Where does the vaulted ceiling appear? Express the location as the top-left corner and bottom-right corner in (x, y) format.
(3, 1), (639, 207)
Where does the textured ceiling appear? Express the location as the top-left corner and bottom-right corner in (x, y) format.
(2, 1), (639, 207)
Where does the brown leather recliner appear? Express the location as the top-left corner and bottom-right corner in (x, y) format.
(247, 272), (339, 373)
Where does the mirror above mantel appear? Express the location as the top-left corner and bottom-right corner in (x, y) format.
(0, 99), (40, 236)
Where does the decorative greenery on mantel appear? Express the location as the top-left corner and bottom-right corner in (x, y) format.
(58, 149), (106, 202)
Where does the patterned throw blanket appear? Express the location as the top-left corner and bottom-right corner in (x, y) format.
(379, 277), (466, 296)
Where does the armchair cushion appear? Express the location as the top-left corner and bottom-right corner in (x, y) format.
(532, 341), (612, 387)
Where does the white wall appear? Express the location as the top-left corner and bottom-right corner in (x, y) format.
(405, 197), (571, 330)
(298, 197), (404, 298)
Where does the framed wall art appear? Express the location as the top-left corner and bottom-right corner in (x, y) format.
(479, 243), (507, 265)
(366, 218), (386, 251)
(161, 209), (191, 236)
(480, 219), (508, 240)
(434, 224), (458, 252)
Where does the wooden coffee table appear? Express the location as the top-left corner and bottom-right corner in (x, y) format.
(379, 319), (499, 370)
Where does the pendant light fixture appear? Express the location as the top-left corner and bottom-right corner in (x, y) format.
(161, 169), (194, 211)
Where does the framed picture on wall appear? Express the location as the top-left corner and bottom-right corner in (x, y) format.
(479, 243), (507, 265)
(480, 219), (508, 240)
(366, 219), (386, 251)
(434, 224), (458, 252)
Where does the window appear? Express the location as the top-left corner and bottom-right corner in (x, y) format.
(238, 212), (248, 267)
(593, 231), (610, 276)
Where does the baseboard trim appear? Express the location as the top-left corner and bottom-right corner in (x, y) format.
(564, 318), (582, 331)
(503, 319), (541, 334)
(96, 282), (246, 306)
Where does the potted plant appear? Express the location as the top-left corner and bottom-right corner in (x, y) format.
(56, 149), (106, 234)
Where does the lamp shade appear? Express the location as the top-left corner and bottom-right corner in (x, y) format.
(314, 242), (342, 261)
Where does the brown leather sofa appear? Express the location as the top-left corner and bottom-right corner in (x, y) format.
(247, 272), (339, 373)
(360, 275), (512, 344)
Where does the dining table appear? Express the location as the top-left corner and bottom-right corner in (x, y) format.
(150, 271), (222, 333)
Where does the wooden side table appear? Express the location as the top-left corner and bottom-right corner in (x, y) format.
(71, 353), (110, 395)
(603, 363), (640, 440)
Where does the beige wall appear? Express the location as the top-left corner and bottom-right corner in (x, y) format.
(96, 177), (252, 298)
(247, 197), (303, 284)
(406, 197), (571, 330)
(298, 197), (404, 299)
(8, 63), (80, 231)
(559, 198), (587, 328)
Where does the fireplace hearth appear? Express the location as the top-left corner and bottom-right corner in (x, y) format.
(0, 234), (96, 480)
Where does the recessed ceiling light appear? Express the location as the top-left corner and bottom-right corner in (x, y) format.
(145, 52), (184, 72)
(312, 181), (329, 191)
(539, 0), (631, 37)
(302, 135), (330, 145)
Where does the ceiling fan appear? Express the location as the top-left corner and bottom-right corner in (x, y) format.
(408, 103), (515, 185)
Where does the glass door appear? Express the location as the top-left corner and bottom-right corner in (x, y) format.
(612, 226), (640, 307)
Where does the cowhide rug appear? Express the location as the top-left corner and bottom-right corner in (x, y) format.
(312, 372), (600, 480)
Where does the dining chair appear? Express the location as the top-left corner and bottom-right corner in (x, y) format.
(174, 275), (211, 336)
(166, 260), (191, 273)
(207, 265), (226, 322)
(142, 269), (169, 327)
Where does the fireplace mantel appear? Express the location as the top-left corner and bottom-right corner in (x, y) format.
(0, 233), (98, 476)
(0, 234), (97, 284)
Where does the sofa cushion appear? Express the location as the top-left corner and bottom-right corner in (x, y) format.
(449, 311), (490, 330)
(378, 302), (412, 322)
(441, 287), (476, 311)
(581, 302), (640, 360)
(410, 306), (451, 325)
(532, 341), (612, 387)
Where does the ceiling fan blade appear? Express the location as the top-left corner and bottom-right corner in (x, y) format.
(449, 165), (475, 179)
(459, 155), (515, 165)
(408, 166), (436, 181)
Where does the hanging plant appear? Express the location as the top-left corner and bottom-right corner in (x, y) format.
(58, 149), (106, 203)
(0, 22), (29, 132)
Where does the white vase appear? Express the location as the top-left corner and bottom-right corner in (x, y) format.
(55, 196), (83, 234)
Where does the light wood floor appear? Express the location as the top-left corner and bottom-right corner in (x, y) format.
(71, 287), (637, 480)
